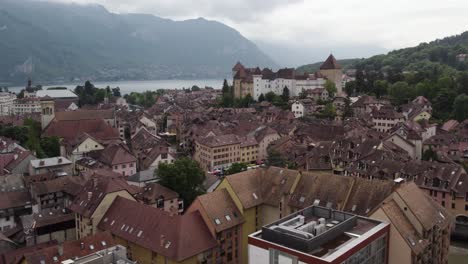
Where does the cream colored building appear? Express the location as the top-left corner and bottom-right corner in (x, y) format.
(370, 183), (452, 264)
(69, 177), (137, 239)
(319, 54), (344, 96)
(195, 134), (241, 171)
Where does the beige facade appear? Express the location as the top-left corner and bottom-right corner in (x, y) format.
(240, 143), (258, 164)
(233, 79), (253, 99)
(75, 191), (135, 239)
(195, 139), (241, 171)
(319, 68), (343, 95)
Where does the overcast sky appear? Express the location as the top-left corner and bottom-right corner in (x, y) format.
(47, 0), (468, 66)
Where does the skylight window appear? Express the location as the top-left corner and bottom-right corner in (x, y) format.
(103, 218), (108, 222)
(101, 241), (107, 247)
(351, 205), (357, 212)
(137, 230), (143, 237)
(313, 199), (320, 206)
(299, 196), (305, 203)
(252, 193), (258, 200)
(225, 215), (231, 221)
(214, 218), (221, 225)
(121, 224), (126, 230)
(89, 245), (95, 250)
(110, 220), (115, 226)
(165, 241), (171, 249)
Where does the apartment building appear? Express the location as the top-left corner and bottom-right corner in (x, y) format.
(370, 183), (452, 264)
(188, 189), (245, 263)
(0, 92), (15, 116)
(13, 97), (41, 115)
(69, 177), (138, 239)
(195, 134), (241, 171)
(249, 206), (389, 264)
(371, 105), (405, 132)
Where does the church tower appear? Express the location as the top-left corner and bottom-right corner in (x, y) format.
(319, 54), (344, 96)
(40, 98), (55, 129)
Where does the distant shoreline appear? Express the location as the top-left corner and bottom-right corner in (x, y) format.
(6, 79), (225, 95)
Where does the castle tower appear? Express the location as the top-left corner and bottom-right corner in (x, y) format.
(319, 54), (344, 96)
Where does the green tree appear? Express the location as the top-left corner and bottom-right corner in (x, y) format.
(344, 81), (356, 96)
(325, 80), (337, 97)
(388, 81), (412, 105)
(226, 163), (247, 175)
(242, 94), (254, 107)
(191, 85), (201, 92)
(267, 149), (286, 167)
(317, 103), (337, 120)
(452, 94), (468, 121)
(373, 80), (389, 98)
(299, 88), (307, 99)
(258, 93), (265, 102)
(40, 136), (60, 157)
(112, 87), (121, 97)
(221, 79), (234, 107)
(422, 148), (438, 161)
(157, 157), (206, 205)
(265, 92), (276, 102)
(281, 86), (290, 102)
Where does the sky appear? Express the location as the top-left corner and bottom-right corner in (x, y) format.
(46, 0), (468, 66)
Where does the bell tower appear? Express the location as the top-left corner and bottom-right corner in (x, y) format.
(40, 98), (55, 129)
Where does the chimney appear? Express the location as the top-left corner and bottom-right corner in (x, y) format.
(93, 177), (98, 187)
(39, 160), (45, 166)
(80, 242), (85, 250)
(87, 192), (92, 201)
(58, 158), (62, 163)
(160, 235), (165, 247)
(58, 245), (63, 256)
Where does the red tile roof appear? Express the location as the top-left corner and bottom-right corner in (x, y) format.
(0, 191), (31, 210)
(96, 143), (136, 166)
(60, 232), (116, 261)
(54, 109), (114, 121)
(69, 177), (140, 218)
(98, 197), (217, 261)
(44, 119), (119, 143)
(320, 54), (342, 70)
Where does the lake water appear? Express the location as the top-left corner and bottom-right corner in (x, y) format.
(8, 79), (225, 95)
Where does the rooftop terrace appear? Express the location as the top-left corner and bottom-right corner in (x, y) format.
(250, 206), (388, 262)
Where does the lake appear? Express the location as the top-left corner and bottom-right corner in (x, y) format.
(8, 79), (225, 95)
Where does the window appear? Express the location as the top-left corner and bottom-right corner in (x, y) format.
(452, 203), (455, 209)
(441, 201), (445, 207)
(122, 164), (126, 169)
(465, 205), (468, 211)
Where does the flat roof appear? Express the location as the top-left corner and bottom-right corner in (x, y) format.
(36, 89), (78, 99)
(30, 157), (72, 168)
(249, 206), (388, 262)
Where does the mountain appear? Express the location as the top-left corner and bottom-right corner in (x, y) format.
(296, 58), (361, 73)
(256, 41), (387, 68)
(0, 0), (275, 85)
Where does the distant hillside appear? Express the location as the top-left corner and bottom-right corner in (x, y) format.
(353, 32), (468, 72)
(0, 0), (275, 85)
(296, 58), (360, 74)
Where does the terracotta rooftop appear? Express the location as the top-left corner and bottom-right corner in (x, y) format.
(44, 119), (119, 143)
(69, 177), (140, 218)
(54, 109), (114, 121)
(320, 54), (342, 70)
(190, 189), (244, 233)
(0, 191), (31, 210)
(98, 197), (217, 261)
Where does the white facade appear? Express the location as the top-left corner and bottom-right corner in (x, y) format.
(13, 98), (41, 115)
(0, 93), (16, 116)
(292, 102), (305, 118)
(253, 75), (327, 100)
